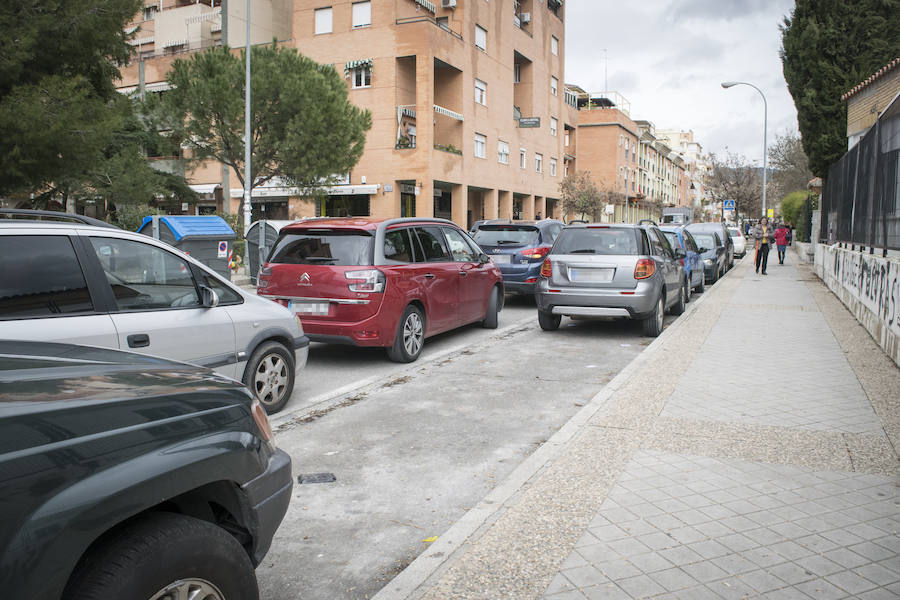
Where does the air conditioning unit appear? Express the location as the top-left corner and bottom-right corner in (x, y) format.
(519, 12), (531, 24)
(442, 0), (457, 8)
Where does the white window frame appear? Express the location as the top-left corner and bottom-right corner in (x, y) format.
(474, 133), (487, 158)
(551, 35), (559, 56)
(498, 140), (510, 164)
(564, 131), (570, 147)
(352, 66), (372, 88)
(535, 153), (543, 173)
(520, 148), (527, 169)
(550, 117), (558, 137)
(475, 25), (487, 51)
(352, 1), (371, 28)
(315, 7), (333, 34)
(474, 78), (487, 105)
(514, 63), (521, 84)
(550, 157), (557, 176)
(550, 76), (558, 97)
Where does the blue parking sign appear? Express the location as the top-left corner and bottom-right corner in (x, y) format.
(723, 200), (735, 210)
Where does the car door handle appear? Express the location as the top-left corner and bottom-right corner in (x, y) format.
(459, 270), (468, 277)
(424, 273), (435, 279)
(127, 333), (150, 348)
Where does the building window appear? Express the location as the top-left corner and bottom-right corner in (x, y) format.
(514, 63), (521, 84)
(520, 148), (527, 169)
(625, 138), (629, 150)
(551, 35), (559, 56)
(498, 140), (509, 164)
(535, 153), (543, 172)
(475, 78), (487, 105)
(352, 66), (372, 88)
(475, 25), (487, 51)
(550, 117), (558, 137)
(315, 7), (333, 34)
(550, 157), (557, 176)
(352, 1), (371, 28)
(474, 133), (486, 158)
(564, 131), (570, 147)
(550, 76), (558, 96)
(143, 5), (157, 20)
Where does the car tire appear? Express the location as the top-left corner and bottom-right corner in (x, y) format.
(63, 512), (258, 600)
(244, 341), (295, 414)
(538, 309), (561, 331)
(670, 279), (686, 315)
(481, 286), (501, 329)
(642, 293), (664, 337)
(387, 305), (425, 363)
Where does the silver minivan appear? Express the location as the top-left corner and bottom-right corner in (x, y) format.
(535, 223), (687, 336)
(0, 217), (308, 413)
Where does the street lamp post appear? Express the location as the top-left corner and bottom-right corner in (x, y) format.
(721, 81), (767, 219)
(243, 0), (252, 270)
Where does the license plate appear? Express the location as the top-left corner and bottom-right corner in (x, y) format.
(289, 301), (330, 316)
(490, 254), (511, 264)
(569, 268), (614, 283)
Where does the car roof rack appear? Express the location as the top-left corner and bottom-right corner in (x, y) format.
(0, 208), (118, 229)
(638, 219), (659, 226)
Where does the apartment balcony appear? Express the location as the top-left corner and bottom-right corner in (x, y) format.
(396, 105), (417, 149)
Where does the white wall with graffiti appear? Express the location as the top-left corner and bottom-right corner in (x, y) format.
(815, 244), (900, 367)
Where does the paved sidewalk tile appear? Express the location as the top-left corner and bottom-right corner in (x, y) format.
(543, 449), (900, 600)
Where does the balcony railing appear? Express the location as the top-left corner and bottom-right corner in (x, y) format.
(395, 15), (463, 41)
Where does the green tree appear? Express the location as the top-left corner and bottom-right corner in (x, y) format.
(0, 0), (142, 195)
(779, 190), (807, 226)
(706, 151), (764, 218)
(163, 43), (373, 217)
(780, 0), (900, 177)
(559, 171), (604, 222)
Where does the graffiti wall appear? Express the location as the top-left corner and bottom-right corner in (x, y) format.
(816, 244), (900, 367)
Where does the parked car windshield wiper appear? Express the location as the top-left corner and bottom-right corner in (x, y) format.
(303, 256), (338, 262)
(569, 249), (597, 253)
(495, 240), (523, 244)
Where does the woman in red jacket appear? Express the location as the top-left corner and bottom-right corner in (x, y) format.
(774, 223), (790, 265)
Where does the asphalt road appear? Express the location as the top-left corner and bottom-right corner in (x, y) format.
(256, 293), (681, 599)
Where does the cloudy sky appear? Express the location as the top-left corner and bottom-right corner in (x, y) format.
(565, 0), (798, 163)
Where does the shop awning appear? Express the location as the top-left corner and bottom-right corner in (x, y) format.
(344, 58), (373, 76)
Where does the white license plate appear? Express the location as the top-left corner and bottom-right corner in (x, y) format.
(569, 268), (614, 283)
(289, 301), (330, 316)
(490, 254), (512, 264)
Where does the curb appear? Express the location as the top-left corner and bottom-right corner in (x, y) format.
(372, 267), (733, 600)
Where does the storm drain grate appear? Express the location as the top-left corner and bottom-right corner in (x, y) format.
(298, 472), (336, 484)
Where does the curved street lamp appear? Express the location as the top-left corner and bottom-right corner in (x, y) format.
(721, 81), (768, 219)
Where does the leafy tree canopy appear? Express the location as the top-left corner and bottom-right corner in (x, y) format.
(559, 171), (604, 222)
(706, 151), (764, 218)
(0, 0), (142, 195)
(163, 42), (373, 213)
(768, 131), (814, 200)
(780, 0), (900, 177)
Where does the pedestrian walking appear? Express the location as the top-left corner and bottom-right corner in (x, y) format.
(751, 217), (773, 275)
(774, 222), (790, 265)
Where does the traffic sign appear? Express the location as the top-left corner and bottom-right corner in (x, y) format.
(723, 200), (735, 210)
(767, 208), (774, 218)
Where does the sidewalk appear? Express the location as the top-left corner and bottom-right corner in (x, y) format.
(375, 249), (900, 600)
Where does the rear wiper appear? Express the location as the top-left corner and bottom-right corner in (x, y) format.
(495, 240), (522, 244)
(569, 249), (597, 253)
(303, 256), (337, 262)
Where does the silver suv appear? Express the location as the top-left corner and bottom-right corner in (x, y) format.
(535, 222), (687, 336)
(0, 212), (308, 413)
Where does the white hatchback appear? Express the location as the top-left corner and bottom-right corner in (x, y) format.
(0, 215), (308, 413)
(728, 227), (747, 258)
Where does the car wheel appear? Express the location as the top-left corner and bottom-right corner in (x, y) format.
(387, 305), (425, 363)
(642, 293), (664, 337)
(244, 341), (294, 414)
(695, 273), (705, 293)
(670, 279), (686, 315)
(481, 286), (501, 329)
(63, 512), (258, 600)
(538, 309), (561, 331)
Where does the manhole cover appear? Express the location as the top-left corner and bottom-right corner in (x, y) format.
(298, 473), (336, 484)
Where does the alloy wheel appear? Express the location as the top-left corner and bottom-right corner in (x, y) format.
(403, 312), (424, 356)
(254, 353), (288, 406)
(149, 578), (225, 600)
(656, 296), (664, 331)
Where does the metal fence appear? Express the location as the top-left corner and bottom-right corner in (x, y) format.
(820, 99), (900, 252)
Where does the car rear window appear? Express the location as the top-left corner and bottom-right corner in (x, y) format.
(473, 225), (539, 246)
(729, 228), (741, 237)
(268, 229), (374, 266)
(552, 228), (639, 255)
(692, 234), (717, 249)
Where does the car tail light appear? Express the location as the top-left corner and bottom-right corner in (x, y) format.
(345, 269), (386, 293)
(634, 259), (655, 279)
(540, 258), (552, 278)
(521, 246), (552, 259)
(251, 398), (275, 447)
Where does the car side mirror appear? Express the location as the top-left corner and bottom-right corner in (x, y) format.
(479, 253), (491, 264)
(199, 285), (219, 308)
(674, 248), (686, 259)
(697, 247), (707, 253)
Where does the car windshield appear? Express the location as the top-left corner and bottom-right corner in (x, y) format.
(268, 230), (374, 266)
(729, 228), (741, 237)
(553, 228), (638, 255)
(473, 225), (539, 246)
(692, 234), (716, 249)
(662, 231), (680, 249)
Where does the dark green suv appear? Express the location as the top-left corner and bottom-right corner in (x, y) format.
(0, 340), (292, 600)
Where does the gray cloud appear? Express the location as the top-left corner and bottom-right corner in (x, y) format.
(665, 0), (784, 22)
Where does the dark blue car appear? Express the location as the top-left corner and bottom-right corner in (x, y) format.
(659, 225), (705, 296)
(472, 219), (565, 295)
